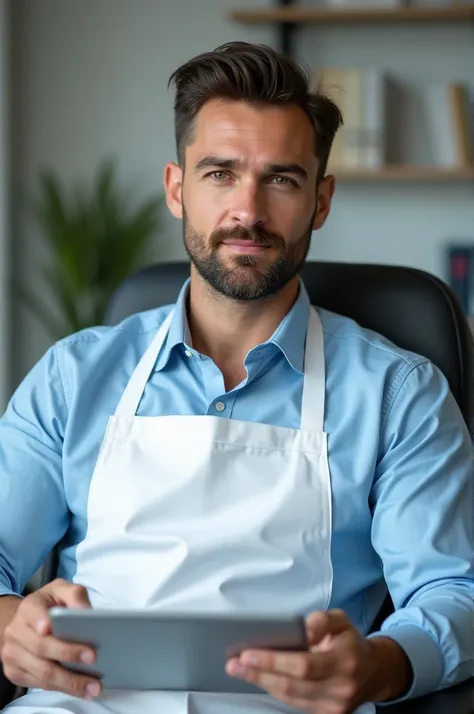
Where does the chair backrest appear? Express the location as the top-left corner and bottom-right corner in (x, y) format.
(105, 260), (474, 430)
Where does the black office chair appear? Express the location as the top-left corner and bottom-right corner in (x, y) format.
(1, 260), (473, 713)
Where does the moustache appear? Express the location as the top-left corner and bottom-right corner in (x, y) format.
(210, 226), (285, 250)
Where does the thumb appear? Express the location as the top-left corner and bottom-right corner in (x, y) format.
(25, 581), (91, 635)
(47, 579), (91, 609)
(35, 580), (91, 632)
(305, 609), (350, 646)
(65, 584), (91, 609)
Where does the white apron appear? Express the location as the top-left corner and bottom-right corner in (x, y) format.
(6, 307), (374, 714)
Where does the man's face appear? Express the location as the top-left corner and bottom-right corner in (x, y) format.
(165, 99), (334, 301)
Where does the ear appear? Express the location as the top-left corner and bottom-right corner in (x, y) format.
(312, 175), (336, 231)
(163, 161), (183, 219)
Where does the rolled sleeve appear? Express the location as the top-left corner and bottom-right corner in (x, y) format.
(0, 345), (69, 596)
(370, 360), (474, 698)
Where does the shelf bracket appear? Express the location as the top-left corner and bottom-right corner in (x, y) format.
(278, 0), (297, 57)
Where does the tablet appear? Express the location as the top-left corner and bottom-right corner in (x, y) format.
(49, 608), (308, 694)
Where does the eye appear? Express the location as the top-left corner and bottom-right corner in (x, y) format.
(268, 175), (298, 187)
(205, 170), (231, 181)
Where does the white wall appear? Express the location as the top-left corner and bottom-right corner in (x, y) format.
(9, 0), (474, 389)
(0, 0), (10, 410)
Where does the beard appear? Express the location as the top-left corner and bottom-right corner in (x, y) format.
(182, 208), (315, 302)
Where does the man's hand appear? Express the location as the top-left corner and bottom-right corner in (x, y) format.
(0, 579), (102, 700)
(226, 609), (412, 714)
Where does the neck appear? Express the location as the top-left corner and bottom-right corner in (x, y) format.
(187, 267), (299, 390)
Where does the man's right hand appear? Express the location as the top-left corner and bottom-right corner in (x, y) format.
(0, 579), (102, 700)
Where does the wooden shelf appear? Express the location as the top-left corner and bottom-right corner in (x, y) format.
(228, 8), (474, 183)
(332, 165), (474, 181)
(230, 5), (474, 24)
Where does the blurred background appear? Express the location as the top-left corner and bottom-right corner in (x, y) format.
(0, 0), (473, 410)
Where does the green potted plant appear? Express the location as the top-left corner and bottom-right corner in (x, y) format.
(18, 158), (164, 340)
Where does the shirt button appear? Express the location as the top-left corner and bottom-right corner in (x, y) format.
(184, 350), (193, 358)
(215, 401), (226, 412)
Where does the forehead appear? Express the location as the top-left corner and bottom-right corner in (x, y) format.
(187, 99), (317, 169)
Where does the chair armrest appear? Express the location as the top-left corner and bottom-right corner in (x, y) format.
(0, 664), (16, 709)
(376, 677), (474, 713)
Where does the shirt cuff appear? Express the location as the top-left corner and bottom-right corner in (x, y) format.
(368, 624), (444, 703)
(0, 586), (22, 599)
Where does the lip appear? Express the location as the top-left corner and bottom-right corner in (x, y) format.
(221, 240), (269, 255)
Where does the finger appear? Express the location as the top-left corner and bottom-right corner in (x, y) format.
(7, 620), (95, 666)
(4, 642), (101, 700)
(235, 650), (335, 680)
(305, 609), (350, 645)
(1, 661), (34, 689)
(227, 661), (321, 703)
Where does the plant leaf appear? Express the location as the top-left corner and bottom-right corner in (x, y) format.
(41, 264), (84, 333)
(22, 159), (164, 336)
(14, 281), (69, 341)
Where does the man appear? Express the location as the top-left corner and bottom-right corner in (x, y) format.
(0, 41), (473, 714)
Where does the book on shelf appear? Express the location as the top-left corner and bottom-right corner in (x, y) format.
(423, 83), (473, 168)
(446, 245), (474, 318)
(316, 69), (474, 174)
(315, 67), (387, 171)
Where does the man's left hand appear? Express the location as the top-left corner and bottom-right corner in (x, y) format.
(226, 609), (412, 714)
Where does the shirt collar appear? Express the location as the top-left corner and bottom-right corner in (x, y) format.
(154, 279), (192, 372)
(264, 281), (310, 374)
(154, 277), (311, 375)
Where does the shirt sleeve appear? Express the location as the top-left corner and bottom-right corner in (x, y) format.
(0, 345), (69, 597)
(370, 359), (474, 701)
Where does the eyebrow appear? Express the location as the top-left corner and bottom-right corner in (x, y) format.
(194, 156), (308, 181)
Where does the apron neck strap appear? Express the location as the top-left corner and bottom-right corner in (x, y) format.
(300, 307), (326, 433)
(114, 310), (174, 418)
(114, 305), (326, 434)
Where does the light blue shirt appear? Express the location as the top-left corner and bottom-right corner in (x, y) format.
(1, 279), (473, 701)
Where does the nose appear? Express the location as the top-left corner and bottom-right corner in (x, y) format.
(229, 181), (267, 229)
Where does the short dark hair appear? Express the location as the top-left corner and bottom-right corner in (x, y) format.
(168, 41), (343, 182)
